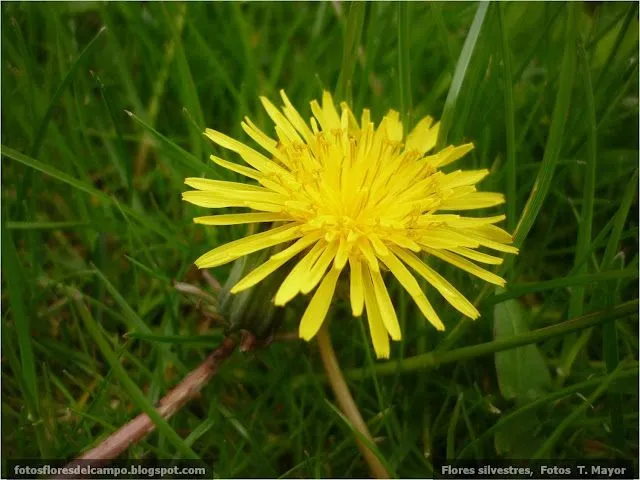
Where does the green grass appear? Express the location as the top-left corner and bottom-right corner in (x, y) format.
(2, 1), (638, 477)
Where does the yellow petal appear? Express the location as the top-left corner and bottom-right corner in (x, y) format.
(321, 91), (341, 131)
(211, 153), (296, 197)
(194, 213), (291, 226)
(428, 143), (474, 168)
(182, 185), (282, 203)
(362, 265), (390, 359)
(423, 248), (505, 288)
(387, 233), (421, 252)
(182, 191), (237, 209)
(393, 247), (480, 319)
(453, 246), (504, 265)
(406, 115), (438, 154)
(349, 256), (364, 316)
(382, 110), (403, 143)
(439, 192), (505, 210)
(334, 236), (349, 270)
(358, 239), (379, 273)
(369, 234), (389, 256)
(462, 229), (519, 254)
(470, 224), (516, 244)
(302, 241), (339, 294)
(204, 128), (292, 179)
(417, 227), (481, 250)
(426, 214), (506, 227)
(241, 116), (289, 164)
(274, 242), (324, 306)
(195, 224), (301, 269)
(230, 234), (320, 293)
(210, 155), (262, 181)
(369, 267), (402, 340)
(280, 90), (315, 143)
(441, 169), (489, 189)
(339, 101), (360, 132)
(182, 191), (283, 212)
(259, 96), (301, 143)
(379, 250), (445, 330)
(184, 177), (266, 193)
(298, 266), (341, 340)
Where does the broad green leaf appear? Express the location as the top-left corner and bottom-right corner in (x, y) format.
(494, 299), (551, 402)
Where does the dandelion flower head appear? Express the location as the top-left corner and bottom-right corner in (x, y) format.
(183, 91), (518, 358)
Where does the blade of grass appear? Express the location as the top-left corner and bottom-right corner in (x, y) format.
(486, 267), (637, 306)
(497, 3), (517, 235)
(1, 145), (180, 246)
(600, 169), (638, 450)
(595, 3), (637, 88)
(324, 401), (397, 478)
(397, 1), (412, 136)
(336, 300), (637, 381)
(126, 332), (223, 346)
(1, 223), (48, 456)
(438, 196), (618, 353)
(162, 3), (205, 163)
(91, 71), (131, 190)
(532, 362), (628, 458)
(125, 110), (220, 179)
(568, 40), (598, 320)
(7, 220), (89, 230)
(91, 265), (188, 374)
(124, 255), (172, 284)
(355, 2), (382, 112)
(335, 1), (365, 103)
(557, 38), (602, 387)
(71, 288), (200, 459)
(436, 1), (489, 149)
(134, 3), (184, 177)
(601, 170), (638, 269)
(31, 26), (107, 158)
(457, 365), (638, 458)
(507, 2), (577, 257)
(446, 393), (463, 459)
(10, 17), (37, 128)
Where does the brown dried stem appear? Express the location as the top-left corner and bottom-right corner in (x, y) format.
(67, 337), (236, 464)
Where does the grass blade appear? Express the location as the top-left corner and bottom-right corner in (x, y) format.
(71, 288), (200, 459)
(92, 71), (131, 189)
(91, 265), (188, 374)
(335, 2), (366, 103)
(532, 363), (628, 458)
(1, 145), (180, 246)
(125, 110), (220, 180)
(324, 400), (397, 477)
(497, 3), (517, 234)
(1, 223), (48, 455)
(436, 1), (489, 149)
(487, 267), (638, 306)
(337, 300), (637, 381)
(601, 170), (638, 269)
(568, 40), (598, 320)
(557, 37), (601, 388)
(446, 393), (463, 459)
(504, 3), (578, 269)
(397, 1), (412, 135)
(31, 26), (107, 158)
(457, 365), (638, 458)
(600, 169), (638, 450)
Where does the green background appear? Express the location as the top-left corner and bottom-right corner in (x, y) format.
(2, 2), (638, 477)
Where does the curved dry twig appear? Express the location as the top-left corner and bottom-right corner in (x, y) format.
(66, 337), (236, 465)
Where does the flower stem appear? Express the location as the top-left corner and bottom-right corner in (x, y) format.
(316, 324), (390, 479)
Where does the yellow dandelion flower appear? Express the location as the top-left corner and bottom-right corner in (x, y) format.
(183, 90), (518, 359)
